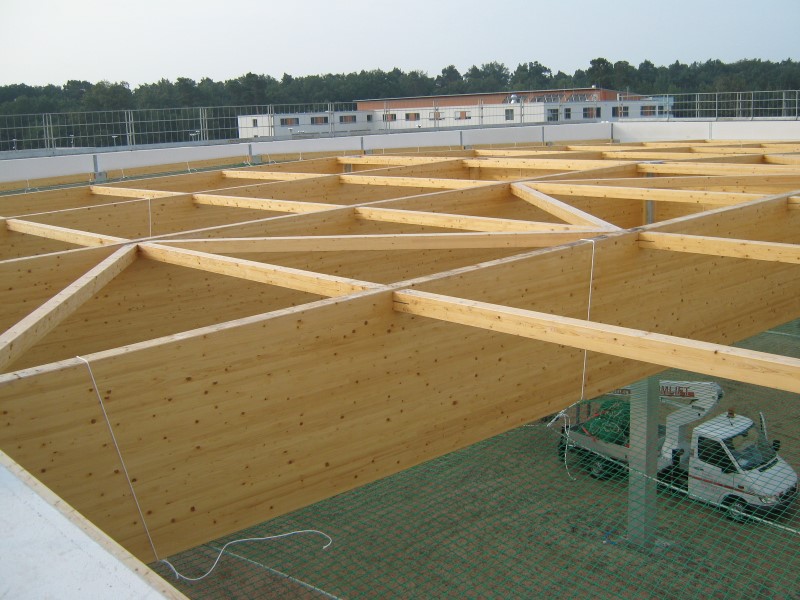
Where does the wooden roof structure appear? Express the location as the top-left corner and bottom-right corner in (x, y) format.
(1, 140), (799, 563)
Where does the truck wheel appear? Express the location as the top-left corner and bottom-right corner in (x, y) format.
(725, 497), (749, 522)
(587, 456), (612, 480)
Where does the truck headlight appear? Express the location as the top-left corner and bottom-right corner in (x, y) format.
(759, 494), (779, 504)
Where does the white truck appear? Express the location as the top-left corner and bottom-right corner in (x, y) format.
(558, 381), (798, 520)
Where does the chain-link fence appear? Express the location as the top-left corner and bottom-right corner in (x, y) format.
(1, 92), (798, 152)
(151, 319), (800, 599)
(0, 102), (356, 152)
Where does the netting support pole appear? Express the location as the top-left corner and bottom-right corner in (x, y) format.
(627, 377), (659, 549)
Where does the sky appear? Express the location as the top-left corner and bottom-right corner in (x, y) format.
(1, 0), (798, 88)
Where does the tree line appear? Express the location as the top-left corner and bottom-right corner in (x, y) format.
(2, 58), (799, 114)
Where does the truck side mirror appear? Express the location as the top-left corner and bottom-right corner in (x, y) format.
(772, 439), (781, 452)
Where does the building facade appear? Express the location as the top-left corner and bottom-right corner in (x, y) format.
(237, 87), (672, 139)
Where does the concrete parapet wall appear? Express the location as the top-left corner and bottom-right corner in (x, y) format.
(2, 120), (799, 186)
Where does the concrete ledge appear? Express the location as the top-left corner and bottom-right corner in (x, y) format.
(0, 451), (185, 600)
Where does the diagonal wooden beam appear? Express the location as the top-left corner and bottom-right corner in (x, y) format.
(192, 193), (339, 213)
(153, 231), (607, 253)
(392, 290), (800, 394)
(637, 232), (800, 264)
(510, 183), (620, 229)
(5, 219), (128, 247)
(529, 183), (760, 205)
(138, 243), (379, 297)
(354, 206), (601, 233)
(0, 245), (138, 372)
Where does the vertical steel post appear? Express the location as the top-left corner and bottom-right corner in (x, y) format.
(627, 376), (659, 549)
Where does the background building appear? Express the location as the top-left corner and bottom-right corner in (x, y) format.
(237, 87), (673, 139)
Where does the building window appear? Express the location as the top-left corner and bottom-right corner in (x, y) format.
(339, 115), (357, 123)
(280, 117), (300, 126)
(366, 114), (373, 122)
(382, 113), (397, 122)
(429, 111), (442, 121)
(564, 108), (571, 120)
(612, 106), (629, 118)
(547, 108), (559, 122)
(405, 112), (420, 121)
(658, 105), (667, 116)
(505, 108), (514, 121)
(583, 107), (600, 119)
(455, 111), (471, 120)
(310, 116), (329, 125)
(640, 105), (656, 117)
(252, 118), (258, 127)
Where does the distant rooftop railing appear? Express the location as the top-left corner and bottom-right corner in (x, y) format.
(0, 91), (797, 153)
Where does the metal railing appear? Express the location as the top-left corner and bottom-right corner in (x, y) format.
(667, 91), (800, 120)
(0, 92), (797, 153)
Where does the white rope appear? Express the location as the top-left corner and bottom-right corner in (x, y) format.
(547, 238), (596, 481)
(208, 544), (340, 599)
(160, 530), (333, 582)
(76, 355), (160, 561)
(578, 238), (597, 402)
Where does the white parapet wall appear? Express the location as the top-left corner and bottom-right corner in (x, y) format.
(96, 143), (252, 173)
(613, 119), (800, 143)
(1, 120), (798, 185)
(613, 120), (714, 142)
(0, 153), (97, 185)
(364, 130), (463, 151)
(709, 120), (800, 140)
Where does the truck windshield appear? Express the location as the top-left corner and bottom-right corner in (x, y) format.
(725, 425), (776, 470)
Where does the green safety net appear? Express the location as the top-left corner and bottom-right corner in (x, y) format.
(150, 320), (800, 599)
(579, 397), (631, 445)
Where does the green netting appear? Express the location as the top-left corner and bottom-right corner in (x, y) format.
(150, 321), (800, 599)
(579, 397), (631, 444)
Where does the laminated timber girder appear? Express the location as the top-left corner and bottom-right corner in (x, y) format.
(0, 141), (799, 562)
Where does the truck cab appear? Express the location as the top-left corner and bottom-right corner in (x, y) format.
(687, 411), (797, 519)
(558, 381), (798, 520)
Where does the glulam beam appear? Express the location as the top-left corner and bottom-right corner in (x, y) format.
(637, 232), (800, 264)
(392, 290), (800, 394)
(529, 183), (760, 205)
(339, 174), (490, 189)
(89, 186), (183, 199)
(354, 206), (600, 232)
(155, 231), (604, 253)
(510, 183), (620, 229)
(0, 245), (137, 371)
(139, 243), (377, 297)
(6, 219), (128, 247)
(192, 193), (338, 213)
